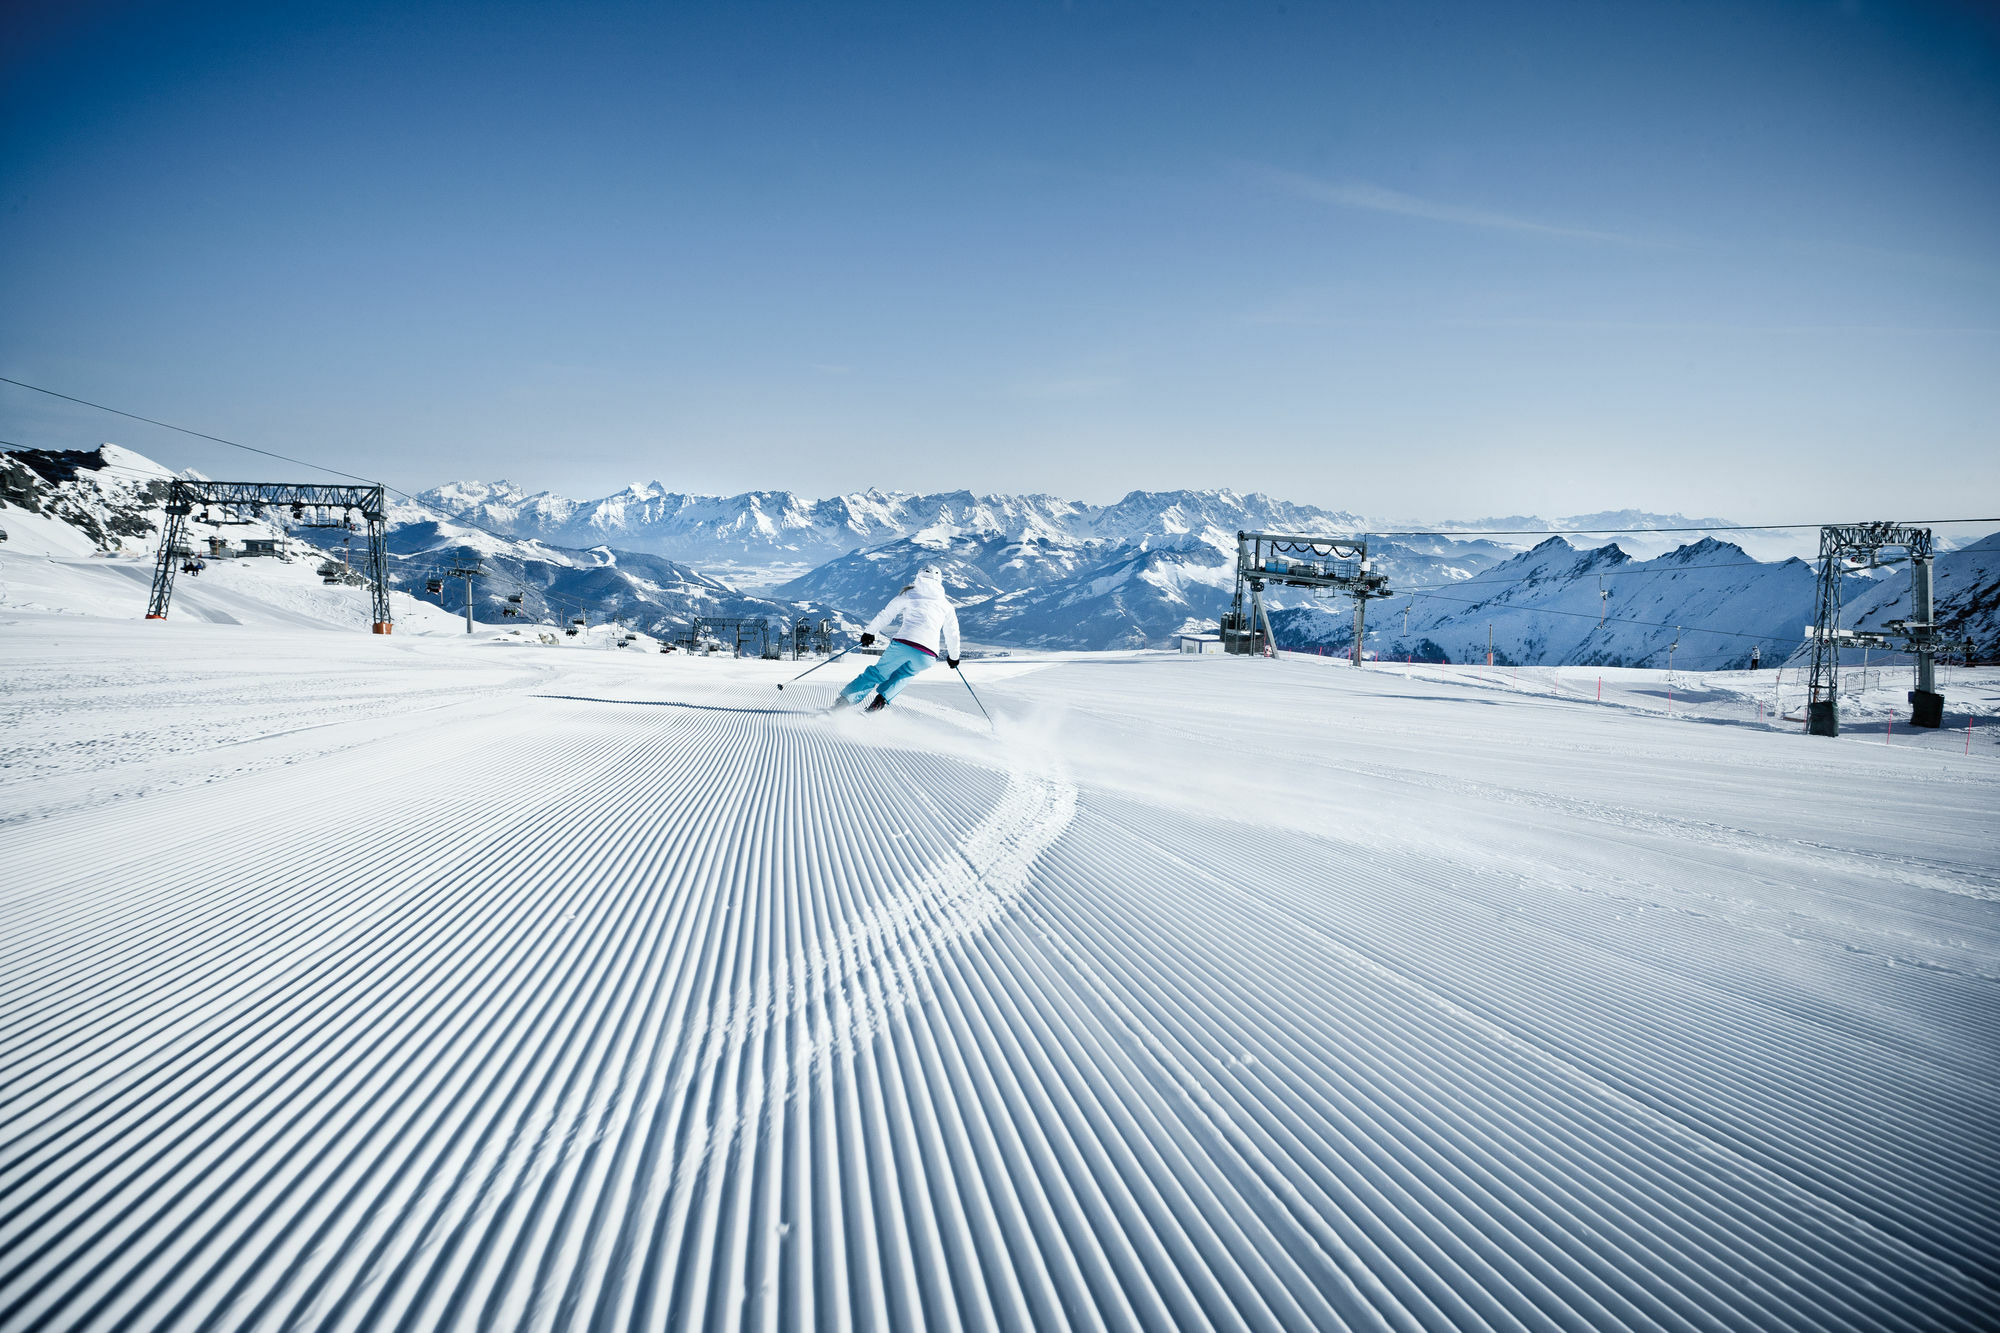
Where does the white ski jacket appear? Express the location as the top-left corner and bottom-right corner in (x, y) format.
(865, 568), (961, 659)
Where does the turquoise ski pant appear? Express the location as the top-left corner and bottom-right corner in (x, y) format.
(839, 641), (937, 705)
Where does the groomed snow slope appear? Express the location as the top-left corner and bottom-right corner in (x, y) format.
(3, 624), (1998, 1331)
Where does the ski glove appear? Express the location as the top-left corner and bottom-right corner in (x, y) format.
(860, 632), (876, 647)
(947, 657), (960, 669)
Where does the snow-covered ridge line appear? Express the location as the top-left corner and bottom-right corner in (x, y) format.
(14, 444), (1997, 660)
(418, 474), (1808, 565)
(0, 444), (836, 641)
(413, 479), (1382, 566)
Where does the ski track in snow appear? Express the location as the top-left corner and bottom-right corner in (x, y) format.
(2, 642), (1998, 1331)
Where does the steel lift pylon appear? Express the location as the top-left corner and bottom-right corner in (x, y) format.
(1804, 522), (1939, 736)
(148, 480), (393, 633)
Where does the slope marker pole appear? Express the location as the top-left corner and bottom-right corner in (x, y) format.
(956, 667), (994, 728)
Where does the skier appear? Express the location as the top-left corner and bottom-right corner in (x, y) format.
(833, 565), (961, 712)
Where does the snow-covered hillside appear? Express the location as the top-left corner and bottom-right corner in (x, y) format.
(1850, 532), (2000, 661)
(0, 446), (827, 642)
(1262, 534), (2000, 672)
(369, 508), (821, 641)
(1270, 537), (1815, 669)
(4, 623), (1996, 1329)
(0, 488), (470, 636)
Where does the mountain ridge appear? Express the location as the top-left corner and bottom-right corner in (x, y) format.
(415, 477), (1757, 572)
(14, 444), (1995, 660)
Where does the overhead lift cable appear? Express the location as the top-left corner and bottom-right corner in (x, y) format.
(0, 378), (381, 485)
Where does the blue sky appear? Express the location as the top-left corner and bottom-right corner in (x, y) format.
(2, 0), (1996, 518)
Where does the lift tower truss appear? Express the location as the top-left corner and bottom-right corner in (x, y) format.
(1225, 531), (1392, 662)
(1805, 522), (1937, 737)
(147, 480), (392, 632)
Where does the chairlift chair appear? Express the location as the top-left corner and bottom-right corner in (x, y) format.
(425, 578), (444, 594)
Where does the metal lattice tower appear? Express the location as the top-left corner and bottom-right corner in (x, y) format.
(1805, 521), (1937, 737)
(1225, 531), (1392, 661)
(147, 480), (393, 632)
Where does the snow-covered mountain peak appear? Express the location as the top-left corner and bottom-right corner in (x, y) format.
(1655, 536), (1753, 566)
(97, 443), (178, 480)
(421, 478), (532, 508)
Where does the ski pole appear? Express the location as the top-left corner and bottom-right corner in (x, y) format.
(954, 664), (994, 727)
(776, 643), (857, 690)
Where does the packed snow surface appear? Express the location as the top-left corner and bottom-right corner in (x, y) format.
(3, 618), (1998, 1330)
